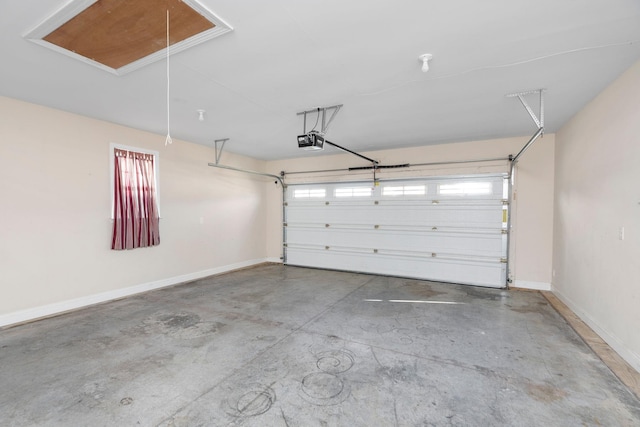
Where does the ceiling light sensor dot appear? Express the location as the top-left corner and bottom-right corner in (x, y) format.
(419, 53), (433, 72)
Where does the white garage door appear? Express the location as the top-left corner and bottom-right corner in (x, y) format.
(284, 174), (508, 288)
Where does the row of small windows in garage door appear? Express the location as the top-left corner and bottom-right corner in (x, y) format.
(290, 180), (499, 200)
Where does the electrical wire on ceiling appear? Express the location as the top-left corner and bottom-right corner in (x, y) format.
(165, 10), (173, 146)
(180, 61), (276, 111)
(354, 39), (640, 98)
(310, 107), (320, 132)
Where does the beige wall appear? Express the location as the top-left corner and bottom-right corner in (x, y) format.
(0, 95), (557, 328)
(553, 60), (640, 371)
(265, 134), (556, 288)
(0, 96), (271, 323)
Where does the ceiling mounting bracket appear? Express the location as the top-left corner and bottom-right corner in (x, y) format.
(296, 104), (343, 135)
(214, 138), (229, 165)
(506, 89), (546, 179)
(295, 103), (378, 168)
(506, 89), (545, 132)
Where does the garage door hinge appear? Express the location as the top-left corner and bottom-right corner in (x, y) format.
(283, 222), (288, 226)
(373, 249), (378, 253)
(500, 258), (508, 263)
(431, 253), (437, 257)
(283, 243), (288, 247)
(432, 200), (439, 204)
(325, 224), (330, 228)
(374, 225), (380, 229)
(374, 201), (379, 205)
(284, 202), (288, 206)
(325, 246), (330, 250)
(326, 201), (330, 205)
(501, 229), (508, 235)
(502, 200), (509, 205)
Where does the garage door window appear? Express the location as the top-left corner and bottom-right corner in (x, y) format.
(438, 181), (492, 196)
(335, 187), (373, 198)
(293, 188), (326, 199)
(382, 185), (426, 196)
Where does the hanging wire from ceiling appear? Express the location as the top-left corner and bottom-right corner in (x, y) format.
(165, 9), (173, 146)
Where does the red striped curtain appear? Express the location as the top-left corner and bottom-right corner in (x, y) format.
(111, 148), (160, 250)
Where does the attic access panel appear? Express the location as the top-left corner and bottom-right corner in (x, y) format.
(24, 0), (232, 75)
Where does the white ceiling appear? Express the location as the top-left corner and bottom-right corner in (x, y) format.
(2, 0), (640, 160)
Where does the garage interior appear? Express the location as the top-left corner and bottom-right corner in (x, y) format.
(1, 0), (640, 425)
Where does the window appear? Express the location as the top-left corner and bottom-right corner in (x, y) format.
(293, 188), (326, 199)
(382, 185), (426, 196)
(335, 186), (373, 198)
(438, 181), (492, 196)
(111, 145), (160, 250)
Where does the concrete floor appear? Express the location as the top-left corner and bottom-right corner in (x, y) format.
(1, 265), (639, 426)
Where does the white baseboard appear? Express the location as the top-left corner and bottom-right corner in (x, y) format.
(0, 258), (273, 329)
(551, 286), (640, 374)
(513, 280), (551, 291)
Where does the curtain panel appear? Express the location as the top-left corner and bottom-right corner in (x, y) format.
(111, 148), (160, 250)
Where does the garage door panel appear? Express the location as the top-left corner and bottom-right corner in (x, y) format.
(286, 227), (505, 257)
(287, 205), (504, 229)
(285, 246), (505, 288)
(284, 175), (508, 288)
